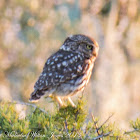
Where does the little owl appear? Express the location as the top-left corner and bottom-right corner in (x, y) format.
(29, 34), (99, 107)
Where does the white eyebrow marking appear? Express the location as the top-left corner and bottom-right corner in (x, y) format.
(69, 35), (73, 38)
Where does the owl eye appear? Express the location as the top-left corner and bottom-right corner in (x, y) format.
(86, 45), (93, 50)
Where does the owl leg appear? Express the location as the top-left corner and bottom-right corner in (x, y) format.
(68, 97), (76, 107)
(55, 96), (65, 107)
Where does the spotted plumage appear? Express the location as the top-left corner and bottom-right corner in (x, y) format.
(29, 34), (99, 107)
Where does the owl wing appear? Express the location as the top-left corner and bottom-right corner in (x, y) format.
(34, 50), (88, 91)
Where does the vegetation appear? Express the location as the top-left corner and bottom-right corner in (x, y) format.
(0, 99), (140, 140)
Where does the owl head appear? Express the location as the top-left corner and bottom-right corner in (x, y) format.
(60, 34), (99, 59)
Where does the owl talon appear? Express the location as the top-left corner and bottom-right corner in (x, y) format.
(68, 97), (76, 107)
(55, 96), (66, 108)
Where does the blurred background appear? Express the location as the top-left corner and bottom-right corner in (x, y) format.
(0, 0), (140, 129)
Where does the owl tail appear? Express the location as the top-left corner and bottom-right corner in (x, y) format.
(29, 89), (45, 102)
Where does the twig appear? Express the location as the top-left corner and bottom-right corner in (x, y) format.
(92, 132), (111, 140)
(91, 113), (113, 140)
(124, 129), (140, 135)
(97, 113), (114, 131)
(64, 119), (70, 139)
(6, 101), (49, 116)
(91, 113), (102, 140)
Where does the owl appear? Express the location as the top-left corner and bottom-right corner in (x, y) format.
(29, 34), (99, 107)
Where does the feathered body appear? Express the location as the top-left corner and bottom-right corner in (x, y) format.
(30, 34), (99, 106)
